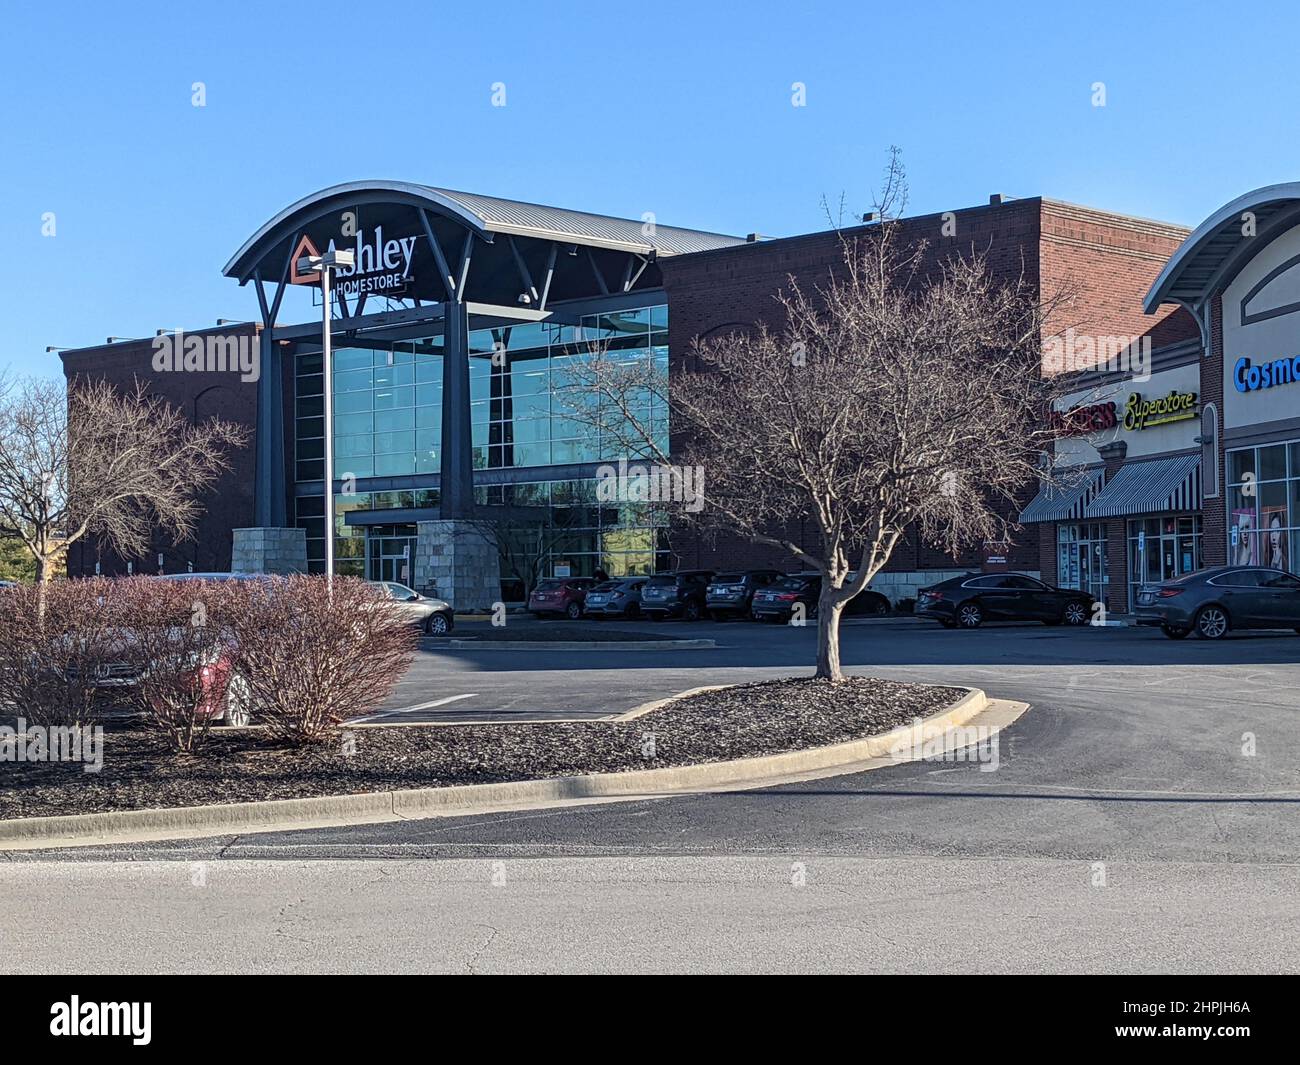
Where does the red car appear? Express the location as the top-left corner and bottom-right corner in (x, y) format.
(528, 577), (594, 619)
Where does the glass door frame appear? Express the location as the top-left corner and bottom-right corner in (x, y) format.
(364, 524), (418, 585)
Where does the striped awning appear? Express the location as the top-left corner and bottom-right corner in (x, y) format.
(1083, 453), (1201, 519)
(1019, 467), (1106, 523)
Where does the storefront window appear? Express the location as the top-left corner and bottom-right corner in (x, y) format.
(1128, 515), (1202, 608)
(293, 305), (668, 482)
(1056, 522), (1107, 604)
(1226, 442), (1300, 570)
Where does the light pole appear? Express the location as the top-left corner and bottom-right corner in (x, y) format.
(297, 248), (355, 588)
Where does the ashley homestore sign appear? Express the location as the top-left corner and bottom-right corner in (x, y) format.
(290, 226), (418, 298)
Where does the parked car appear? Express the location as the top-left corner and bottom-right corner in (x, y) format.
(639, 570), (714, 621)
(1134, 565), (1300, 640)
(705, 570), (780, 620)
(915, 572), (1094, 629)
(749, 572), (892, 622)
(528, 577), (595, 619)
(583, 577), (648, 618)
(367, 580), (455, 635)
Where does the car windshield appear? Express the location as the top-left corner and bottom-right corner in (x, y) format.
(535, 579), (563, 591)
(713, 573), (744, 583)
(646, 575), (677, 587)
(771, 576), (811, 591)
(592, 581), (620, 591)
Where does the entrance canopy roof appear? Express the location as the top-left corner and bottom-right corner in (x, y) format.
(223, 180), (743, 310)
(1145, 183), (1300, 314)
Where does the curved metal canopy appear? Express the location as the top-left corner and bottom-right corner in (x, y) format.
(1145, 182), (1300, 314)
(224, 180), (743, 284)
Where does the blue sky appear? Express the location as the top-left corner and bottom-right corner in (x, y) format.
(4, 0), (1300, 378)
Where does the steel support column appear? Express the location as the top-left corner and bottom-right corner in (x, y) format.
(439, 300), (474, 519)
(254, 326), (286, 527)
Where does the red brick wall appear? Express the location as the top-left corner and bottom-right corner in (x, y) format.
(1038, 201), (1195, 356)
(60, 324), (261, 577)
(662, 197), (1192, 577)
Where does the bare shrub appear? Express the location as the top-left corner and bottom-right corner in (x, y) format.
(0, 577), (125, 728)
(113, 577), (246, 754)
(229, 575), (418, 745)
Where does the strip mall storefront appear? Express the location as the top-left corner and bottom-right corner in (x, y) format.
(1145, 183), (1300, 586)
(1023, 345), (1205, 613)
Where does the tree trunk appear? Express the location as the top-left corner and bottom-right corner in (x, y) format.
(814, 583), (845, 682)
(35, 553), (49, 624)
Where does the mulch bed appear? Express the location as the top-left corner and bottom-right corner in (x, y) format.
(0, 676), (961, 819)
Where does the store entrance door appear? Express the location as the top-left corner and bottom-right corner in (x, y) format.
(1128, 516), (1202, 610)
(365, 524), (417, 585)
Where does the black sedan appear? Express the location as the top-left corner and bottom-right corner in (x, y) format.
(750, 573), (891, 622)
(1134, 565), (1300, 639)
(915, 573), (1094, 629)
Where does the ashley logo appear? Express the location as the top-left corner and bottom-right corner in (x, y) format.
(290, 227), (418, 297)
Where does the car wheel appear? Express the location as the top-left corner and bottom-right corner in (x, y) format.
(565, 601), (583, 620)
(956, 601), (983, 628)
(1194, 605), (1230, 640)
(1062, 600), (1089, 626)
(865, 594), (890, 616)
(625, 602), (640, 619)
(683, 600), (702, 622)
(426, 612), (452, 636)
(1161, 624), (1191, 640)
(221, 672), (252, 727)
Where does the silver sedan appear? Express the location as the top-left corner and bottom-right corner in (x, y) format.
(368, 582), (455, 635)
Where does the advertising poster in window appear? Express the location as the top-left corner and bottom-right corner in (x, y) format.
(1261, 504), (1288, 570)
(1231, 508), (1258, 566)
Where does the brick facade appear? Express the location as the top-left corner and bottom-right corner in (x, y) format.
(660, 197), (1197, 583)
(1203, 295), (1228, 567)
(61, 324), (264, 577)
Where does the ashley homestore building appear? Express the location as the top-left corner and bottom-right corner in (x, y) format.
(63, 179), (1232, 609)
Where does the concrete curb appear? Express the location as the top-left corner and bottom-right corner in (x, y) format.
(441, 638), (716, 650)
(0, 686), (991, 851)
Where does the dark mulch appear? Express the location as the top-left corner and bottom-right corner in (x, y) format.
(0, 676), (961, 819)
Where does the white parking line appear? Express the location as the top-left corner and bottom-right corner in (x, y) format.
(350, 693), (478, 723)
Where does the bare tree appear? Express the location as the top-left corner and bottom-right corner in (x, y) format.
(468, 515), (583, 601)
(558, 159), (1073, 681)
(0, 377), (247, 585)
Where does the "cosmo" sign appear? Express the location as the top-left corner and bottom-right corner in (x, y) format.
(1234, 355), (1300, 394)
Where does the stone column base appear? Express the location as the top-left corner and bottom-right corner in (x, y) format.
(231, 527), (308, 575)
(413, 520), (501, 611)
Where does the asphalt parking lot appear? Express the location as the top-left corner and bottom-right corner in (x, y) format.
(366, 612), (1300, 724)
(9, 610), (1300, 973)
